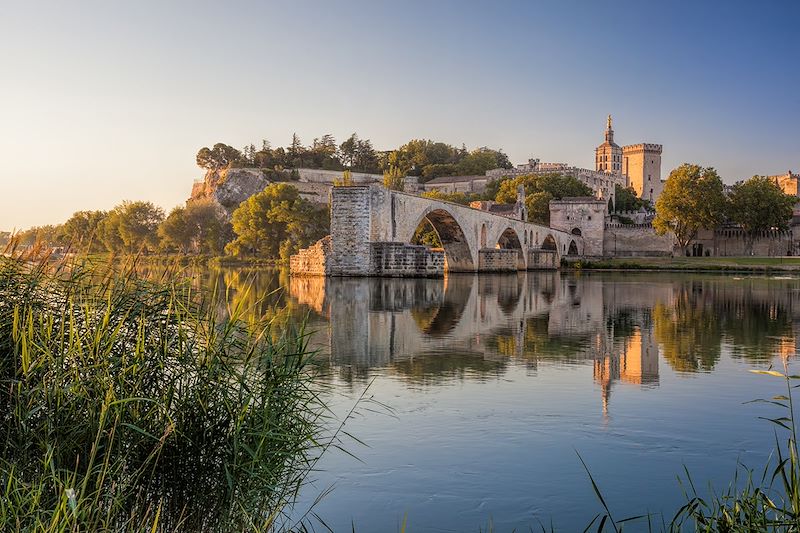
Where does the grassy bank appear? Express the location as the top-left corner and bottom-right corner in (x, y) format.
(566, 256), (800, 273)
(0, 253), (325, 531)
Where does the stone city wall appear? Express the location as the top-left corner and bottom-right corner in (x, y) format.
(296, 168), (382, 184)
(603, 224), (674, 257)
(691, 228), (793, 257)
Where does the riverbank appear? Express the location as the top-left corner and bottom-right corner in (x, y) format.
(86, 253), (282, 269)
(565, 256), (800, 273)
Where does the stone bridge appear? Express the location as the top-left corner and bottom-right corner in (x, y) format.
(291, 185), (585, 276)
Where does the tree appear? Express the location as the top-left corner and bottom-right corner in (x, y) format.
(158, 200), (231, 254)
(613, 185), (650, 212)
(383, 165), (405, 191)
(491, 173), (593, 224)
(287, 133), (305, 167)
(456, 147), (512, 175)
(98, 201), (164, 253)
(727, 175), (796, 254)
(653, 164), (726, 254)
(60, 210), (107, 251)
(525, 191), (555, 225)
(196, 143), (242, 170)
(339, 133), (358, 168)
(225, 183), (328, 259)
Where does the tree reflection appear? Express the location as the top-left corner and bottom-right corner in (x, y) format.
(653, 292), (722, 373)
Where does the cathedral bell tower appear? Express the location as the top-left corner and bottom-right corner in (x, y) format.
(595, 115), (622, 175)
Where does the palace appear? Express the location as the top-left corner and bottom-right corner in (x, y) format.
(427, 115), (664, 207)
(594, 115), (663, 203)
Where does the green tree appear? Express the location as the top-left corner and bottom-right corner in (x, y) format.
(97, 211), (125, 252)
(339, 133), (358, 168)
(653, 164), (726, 254)
(492, 173), (593, 224)
(456, 147), (512, 175)
(613, 185), (650, 212)
(158, 201), (230, 254)
(60, 210), (107, 252)
(727, 175), (796, 254)
(525, 191), (555, 225)
(383, 165), (405, 191)
(116, 201), (165, 253)
(287, 133), (305, 167)
(196, 143), (242, 170)
(225, 183), (328, 259)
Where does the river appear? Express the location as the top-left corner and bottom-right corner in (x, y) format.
(188, 268), (800, 531)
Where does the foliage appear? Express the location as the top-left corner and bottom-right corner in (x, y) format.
(97, 201), (164, 253)
(196, 143), (242, 171)
(157, 200), (231, 254)
(653, 164), (726, 250)
(383, 165), (405, 191)
(60, 210), (107, 252)
(195, 135), (510, 180)
(420, 190), (478, 205)
(613, 184), (651, 212)
(388, 140), (511, 182)
(333, 169), (354, 187)
(225, 183), (328, 260)
(493, 173), (593, 224)
(727, 175), (796, 252)
(411, 220), (442, 248)
(0, 255), (328, 531)
(525, 191), (555, 225)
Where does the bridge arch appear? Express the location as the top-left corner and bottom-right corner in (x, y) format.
(568, 240), (579, 256)
(496, 227), (526, 269)
(541, 234), (557, 251)
(408, 207), (476, 272)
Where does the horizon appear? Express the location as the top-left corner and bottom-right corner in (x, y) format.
(2, 0), (798, 230)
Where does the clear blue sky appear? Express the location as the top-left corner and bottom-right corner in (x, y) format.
(1, 0), (798, 230)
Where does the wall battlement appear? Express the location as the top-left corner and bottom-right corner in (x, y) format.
(622, 143), (663, 153)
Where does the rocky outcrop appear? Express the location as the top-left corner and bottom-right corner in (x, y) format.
(190, 168), (273, 215)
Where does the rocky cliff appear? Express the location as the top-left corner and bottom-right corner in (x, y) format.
(190, 168), (334, 216)
(190, 168), (273, 215)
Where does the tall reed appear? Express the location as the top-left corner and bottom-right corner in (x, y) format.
(0, 252), (326, 532)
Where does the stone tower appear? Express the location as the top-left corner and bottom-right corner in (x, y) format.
(595, 115), (622, 175)
(622, 143), (663, 203)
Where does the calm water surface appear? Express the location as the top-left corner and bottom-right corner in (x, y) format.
(197, 269), (800, 531)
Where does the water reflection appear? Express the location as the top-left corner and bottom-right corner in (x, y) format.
(285, 272), (800, 414)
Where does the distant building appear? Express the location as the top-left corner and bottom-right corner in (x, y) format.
(770, 171), (800, 197)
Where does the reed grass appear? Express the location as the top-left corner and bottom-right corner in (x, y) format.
(0, 250), (328, 532)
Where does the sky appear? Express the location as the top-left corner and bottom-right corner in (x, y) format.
(1, 0), (798, 230)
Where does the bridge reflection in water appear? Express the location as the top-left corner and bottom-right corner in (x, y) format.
(289, 272), (800, 416)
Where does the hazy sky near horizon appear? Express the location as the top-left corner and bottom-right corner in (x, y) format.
(1, 0), (798, 230)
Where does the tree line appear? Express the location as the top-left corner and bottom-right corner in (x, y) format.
(10, 185), (329, 262)
(196, 134), (513, 183)
(653, 164), (796, 254)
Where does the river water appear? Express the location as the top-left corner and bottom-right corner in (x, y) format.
(200, 269), (800, 531)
